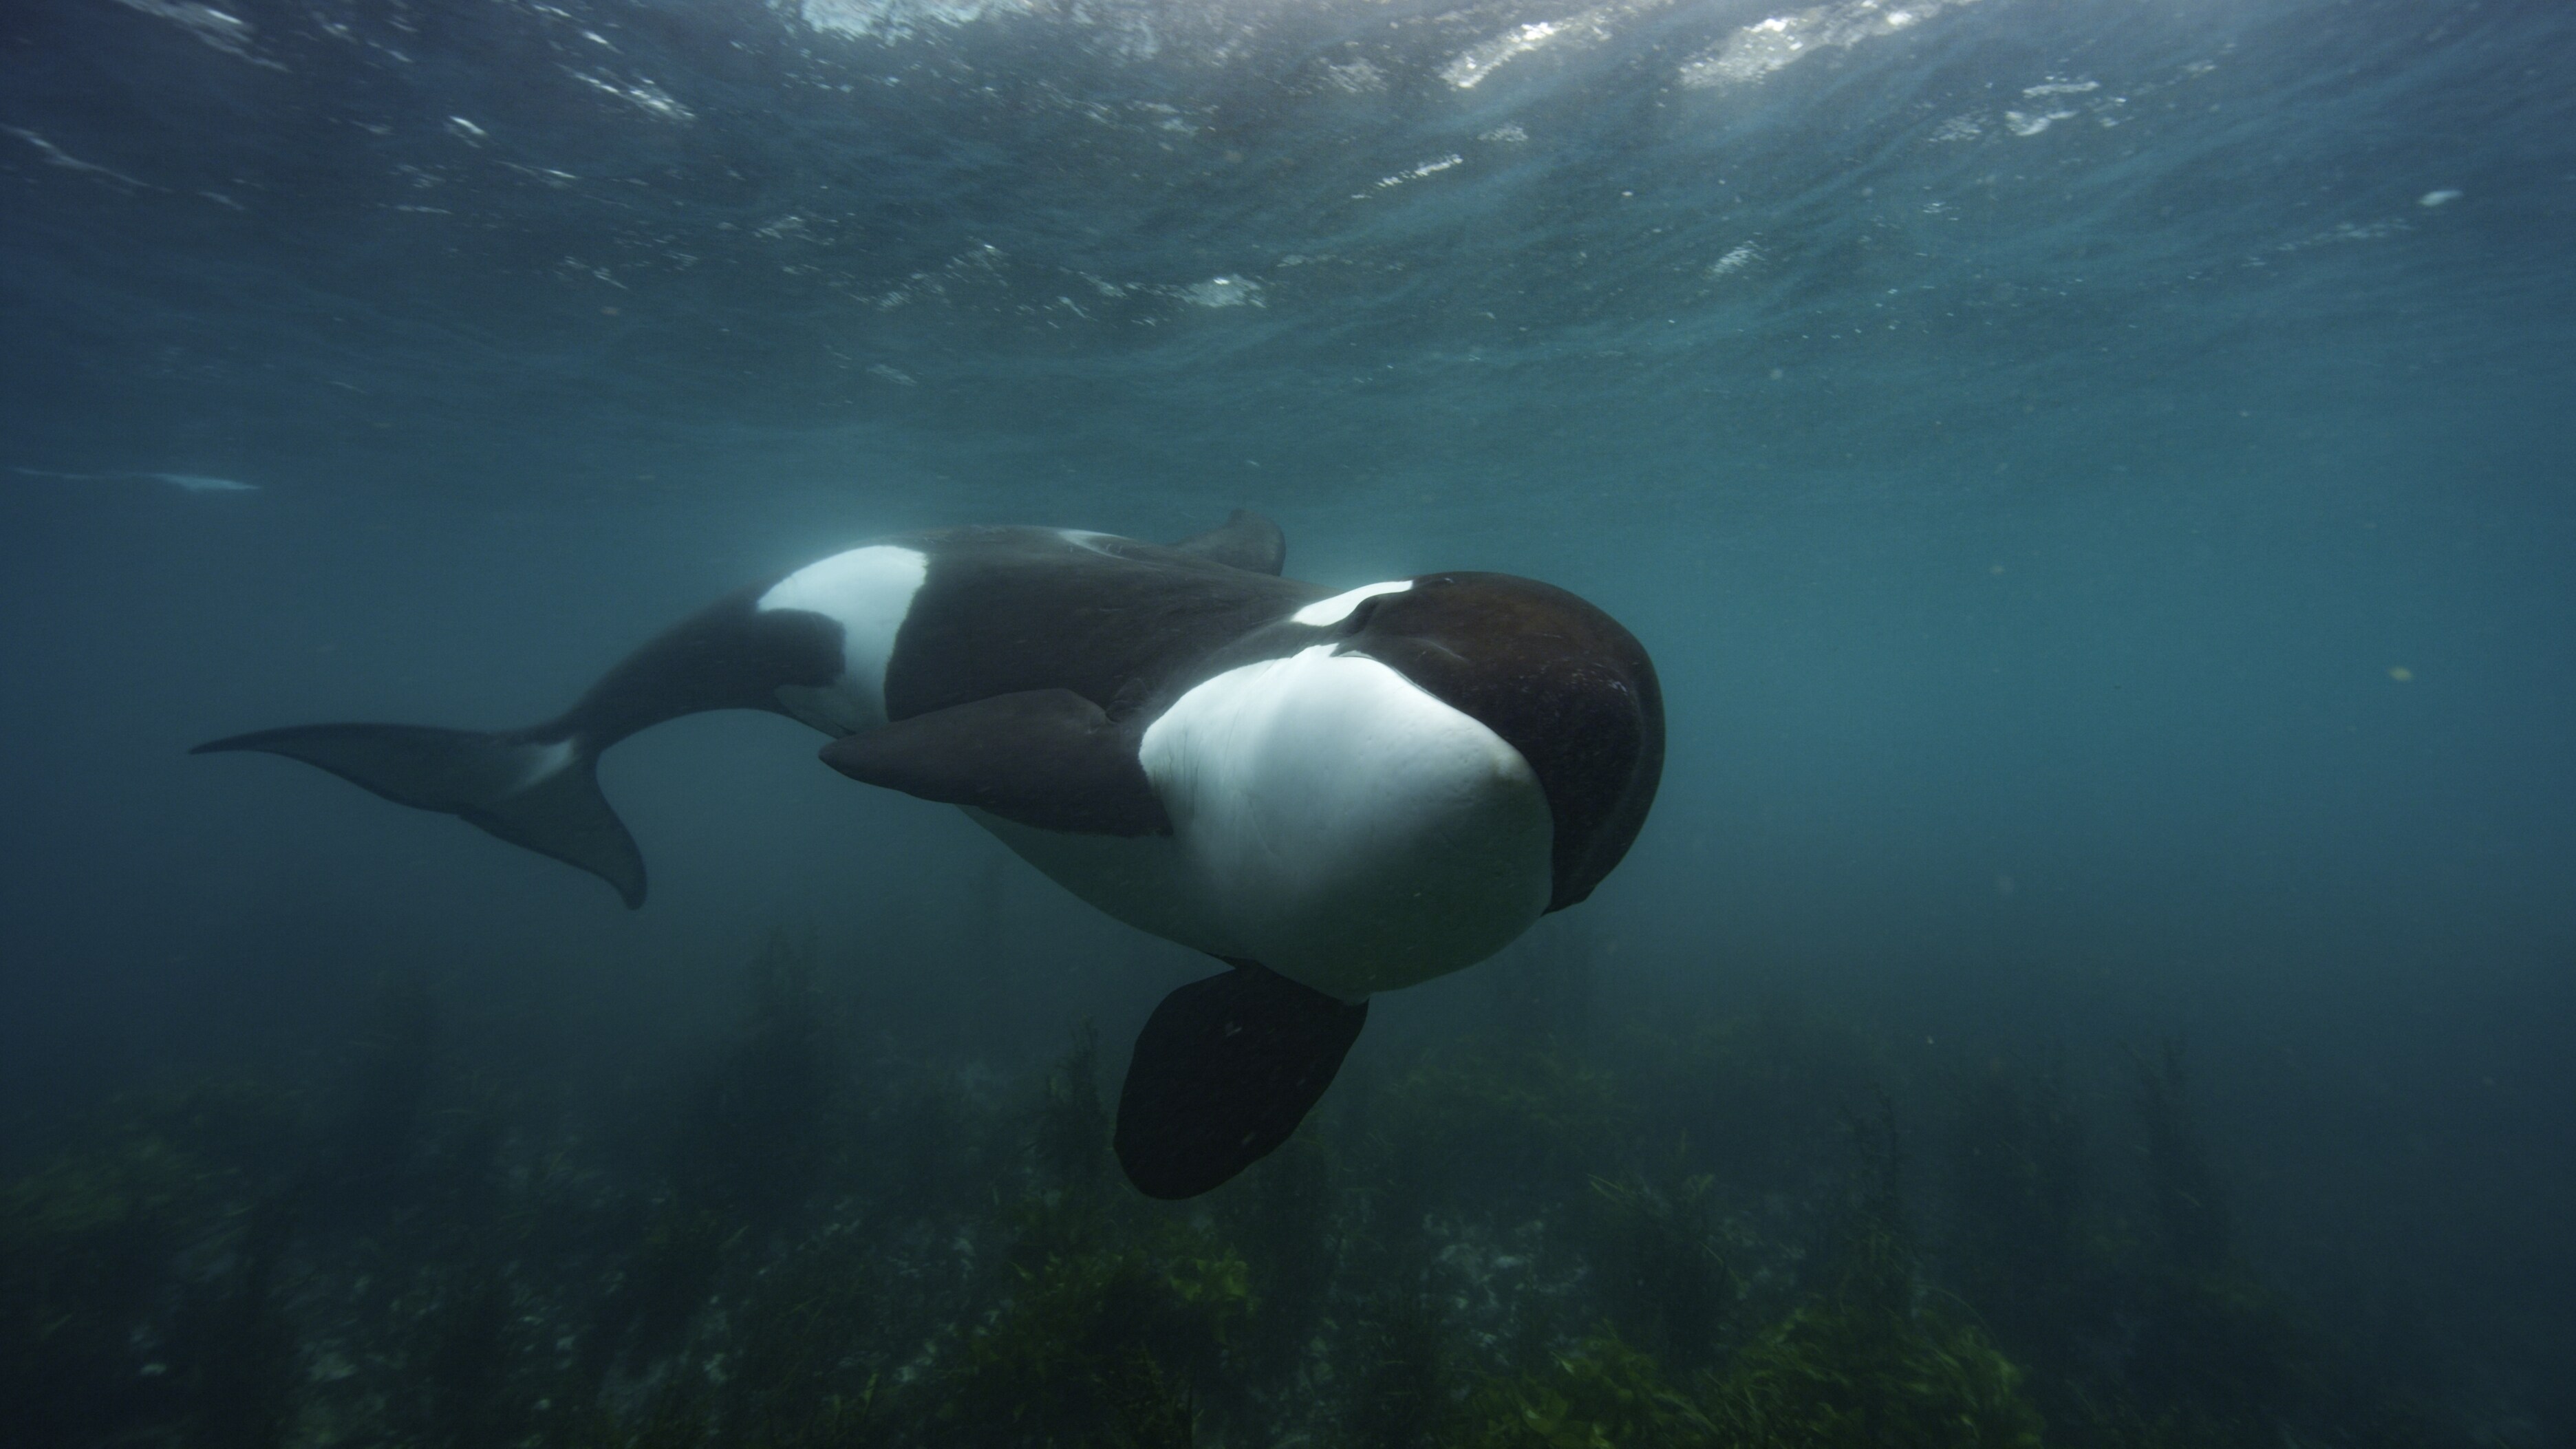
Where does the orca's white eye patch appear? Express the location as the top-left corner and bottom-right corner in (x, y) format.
(1291, 579), (1412, 628)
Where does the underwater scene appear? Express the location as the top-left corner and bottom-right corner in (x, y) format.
(3, 0), (2572, 1444)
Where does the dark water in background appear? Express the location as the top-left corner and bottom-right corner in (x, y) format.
(3, 0), (2573, 1437)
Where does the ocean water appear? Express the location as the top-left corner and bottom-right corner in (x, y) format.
(2, 0), (2571, 1443)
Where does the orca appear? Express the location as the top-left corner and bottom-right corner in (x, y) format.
(195, 512), (1664, 1197)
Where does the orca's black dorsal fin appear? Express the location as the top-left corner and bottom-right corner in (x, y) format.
(1115, 961), (1367, 1199)
(1169, 509), (1286, 576)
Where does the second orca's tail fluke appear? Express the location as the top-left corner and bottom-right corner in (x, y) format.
(191, 724), (645, 908)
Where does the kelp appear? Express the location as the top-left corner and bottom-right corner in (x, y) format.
(175, 1194), (301, 1449)
(1689, 1095), (2044, 1449)
(712, 1225), (890, 1449)
(1032, 1021), (1113, 1197)
(1338, 1289), (1457, 1449)
(663, 929), (843, 1232)
(1216, 1126), (1338, 1377)
(301, 974), (438, 1223)
(1946, 1050), (2090, 1354)
(1459, 1333), (1714, 1449)
(935, 1201), (1249, 1448)
(1364, 1037), (1629, 1214)
(0, 937), (2502, 1448)
(1586, 1157), (1736, 1369)
(0, 1080), (296, 1446)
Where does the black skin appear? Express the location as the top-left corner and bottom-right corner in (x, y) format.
(879, 529), (1322, 724)
(535, 586), (846, 750)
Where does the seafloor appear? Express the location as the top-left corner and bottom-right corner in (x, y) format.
(1, 931), (2491, 1448)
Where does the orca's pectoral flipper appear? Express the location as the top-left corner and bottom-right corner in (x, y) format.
(191, 724), (645, 908)
(1169, 509), (1285, 577)
(1115, 962), (1367, 1199)
(819, 689), (1170, 836)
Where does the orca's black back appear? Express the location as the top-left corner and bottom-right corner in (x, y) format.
(883, 528), (1323, 722)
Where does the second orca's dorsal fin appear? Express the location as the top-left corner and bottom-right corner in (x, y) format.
(1170, 510), (1286, 576)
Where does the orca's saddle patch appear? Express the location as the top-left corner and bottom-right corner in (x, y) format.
(1115, 961), (1368, 1199)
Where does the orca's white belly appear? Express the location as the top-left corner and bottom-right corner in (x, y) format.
(972, 645), (1554, 1001)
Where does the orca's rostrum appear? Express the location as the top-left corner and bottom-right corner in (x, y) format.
(196, 512), (1664, 1197)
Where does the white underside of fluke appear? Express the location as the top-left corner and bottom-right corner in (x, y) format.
(974, 645), (1554, 1001)
(756, 544), (930, 734)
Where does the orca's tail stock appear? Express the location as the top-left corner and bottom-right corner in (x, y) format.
(191, 724), (645, 908)
(185, 581), (837, 911)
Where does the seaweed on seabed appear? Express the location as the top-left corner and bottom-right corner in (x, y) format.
(174, 1193), (301, 1449)
(363, 1122), (566, 1449)
(1946, 1049), (2092, 1368)
(1368, 1089), (2045, 1449)
(1032, 1020), (1113, 1197)
(1616, 998), (1895, 1204)
(1214, 1125), (1338, 1379)
(2133, 1041), (2226, 1280)
(583, 935), (837, 1395)
(1458, 1331), (1715, 1449)
(1693, 1095), (2045, 1449)
(1338, 1289), (1457, 1449)
(0, 1080), (294, 1448)
(1367, 1038), (1629, 1223)
(666, 929), (844, 1231)
(2109, 1040), (2299, 1446)
(702, 1225), (889, 1449)
(918, 1027), (1255, 1446)
(1938, 1042), (2466, 1449)
(865, 1064), (991, 1227)
(589, 1199), (733, 1387)
(301, 974), (440, 1224)
(418, 1263), (525, 1449)
(932, 1204), (1251, 1448)
(1587, 1150), (1737, 1371)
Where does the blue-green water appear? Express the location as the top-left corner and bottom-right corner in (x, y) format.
(2, 0), (2570, 1443)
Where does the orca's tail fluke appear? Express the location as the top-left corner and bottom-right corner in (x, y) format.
(192, 724), (646, 908)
